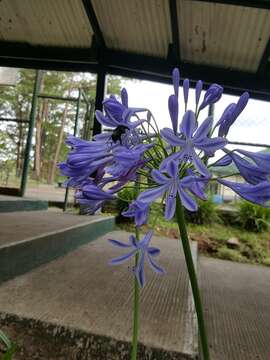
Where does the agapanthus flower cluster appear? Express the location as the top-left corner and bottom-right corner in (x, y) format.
(60, 68), (270, 287)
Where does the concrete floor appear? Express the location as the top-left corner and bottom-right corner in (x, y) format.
(200, 257), (270, 360)
(0, 231), (198, 359)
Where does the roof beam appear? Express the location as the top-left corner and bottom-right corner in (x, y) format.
(105, 49), (270, 100)
(0, 41), (97, 63)
(168, 0), (181, 63)
(81, 0), (106, 49)
(257, 38), (270, 75)
(193, 0), (270, 10)
(0, 42), (269, 101)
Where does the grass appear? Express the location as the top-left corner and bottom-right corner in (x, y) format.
(116, 206), (270, 267)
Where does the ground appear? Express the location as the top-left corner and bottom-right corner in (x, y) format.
(117, 212), (270, 267)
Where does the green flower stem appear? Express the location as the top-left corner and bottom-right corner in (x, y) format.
(131, 179), (141, 360)
(175, 195), (210, 360)
(131, 226), (140, 360)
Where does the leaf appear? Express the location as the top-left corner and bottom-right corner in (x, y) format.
(0, 330), (16, 360)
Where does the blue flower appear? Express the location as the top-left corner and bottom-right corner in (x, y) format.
(199, 84), (223, 111)
(168, 94), (179, 134)
(59, 135), (112, 179)
(108, 230), (164, 287)
(172, 68), (180, 97)
(95, 90), (146, 129)
(138, 161), (202, 217)
(161, 111), (227, 176)
(122, 200), (149, 226)
(76, 183), (115, 202)
(218, 179), (270, 207)
(236, 149), (270, 172)
(214, 150), (269, 185)
(183, 78), (189, 105)
(195, 80), (203, 108)
(217, 92), (249, 137)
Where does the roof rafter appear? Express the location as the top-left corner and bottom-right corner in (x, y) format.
(193, 0), (270, 10)
(168, 0), (181, 63)
(81, 0), (106, 49)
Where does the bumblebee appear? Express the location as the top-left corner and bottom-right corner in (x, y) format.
(111, 125), (129, 144)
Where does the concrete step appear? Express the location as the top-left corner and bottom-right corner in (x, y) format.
(0, 231), (198, 359)
(0, 210), (115, 284)
(0, 195), (48, 213)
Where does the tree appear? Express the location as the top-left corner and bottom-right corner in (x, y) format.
(0, 70), (123, 185)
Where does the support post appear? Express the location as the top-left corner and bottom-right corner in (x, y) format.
(20, 70), (43, 197)
(93, 69), (106, 136)
(63, 89), (82, 211)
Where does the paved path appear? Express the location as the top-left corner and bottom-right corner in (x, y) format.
(0, 231), (198, 359)
(199, 257), (270, 360)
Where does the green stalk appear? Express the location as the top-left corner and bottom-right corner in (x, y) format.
(131, 226), (140, 360)
(131, 180), (140, 360)
(175, 195), (210, 360)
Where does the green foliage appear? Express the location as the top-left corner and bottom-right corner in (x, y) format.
(217, 247), (246, 263)
(262, 257), (270, 267)
(185, 198), (220, 225)
(0, 329), (15, 359)
(237, 201), (270, 232)
(117, 187), (137, 214)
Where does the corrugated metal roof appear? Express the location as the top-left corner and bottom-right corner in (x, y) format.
(0, 0), (93, 47)
(0, 0), (269, 76)
(92, 0), (172, 58)
(178, 0), (270, 72)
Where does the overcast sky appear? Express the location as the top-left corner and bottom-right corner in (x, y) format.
(121, 78), (270, 153)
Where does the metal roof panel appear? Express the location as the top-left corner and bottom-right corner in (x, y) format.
(92, 0), (172, 58)
(0, 0), (93, 47)
(178, 0), (270, 72)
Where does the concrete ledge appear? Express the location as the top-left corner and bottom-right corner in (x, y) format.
(0, 196), (48, 212)
(0, 312), (195, 360)
(0, 215), (115, 284)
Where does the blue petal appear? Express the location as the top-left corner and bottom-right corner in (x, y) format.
(140, 230), (154, 248)
(172, 68), (180, 97)
(193, 116), (213, 142)
(183, 78), (189, 104)
(168, 95), (179, 134)
(236, 149), (270, 172)
(138, 184), (169, 203)
(134, 253), (146, 288)
(129, 235), (138, 248)
(178, 186), (198, 212)
(147, 254), (165, 274)
(95, 110), (119, 128)
(160, 128), (185, 146)
(192, 152), (210, 176)
(195, 80), (203, 106)
(166, 160), (178, 178)
(147, 247), (160, 257)
(195, 137), (227, 154)
(165, 195), (176, 220)
(108, 239), (131, 248)
(180, 110), (197, 139)
(109, 249), (137, 265)
(217, 179), (270, 207)
(151, 169), (170, 184)
(121, 88), (128, 107)
(214, 154), (232, 167)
